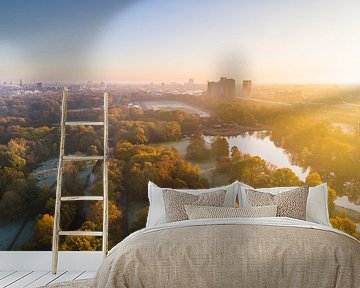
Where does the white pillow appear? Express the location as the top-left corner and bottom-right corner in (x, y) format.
(146, 181), (240, 228)
(239, 183), (331, 227)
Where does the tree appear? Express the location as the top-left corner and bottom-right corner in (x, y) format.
(44, 198), (76, 230)
(88, 201), (124, 247)
(305, 172), (322, 186)
(186, 134), (209, 161)
(212, 137), (229, 159)
(230, 146), (242, 161)
(89, 201), (122, 229)
(230, 156), (271, 187)
(330, 216), (359, 240)
(7, 138), (30, 158)
(129, 207), (148, 233)
(271, 168), (302, 187)
(113, 141), (208, 236)
(0, 167), (24, 195)
(87, 145), (98, 155)
(60, 221), (102, 251)
(33, 214), (54, 250)
(0, 151), (26, 170)
(0, 178), (43, 219)
(216, 156), (231, 173)
(0, 189), (25, 218)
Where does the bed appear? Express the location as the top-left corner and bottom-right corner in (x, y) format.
(92, 182), (360, 288)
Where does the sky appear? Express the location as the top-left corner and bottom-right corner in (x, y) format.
(1, 0), (360, 84)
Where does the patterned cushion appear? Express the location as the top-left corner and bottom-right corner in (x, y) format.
(184, 205), (278, 219)
(162, 189), (226, 223)
(246, 186), (309, 220)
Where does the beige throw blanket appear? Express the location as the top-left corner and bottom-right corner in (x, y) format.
(93, 218), (360, 288)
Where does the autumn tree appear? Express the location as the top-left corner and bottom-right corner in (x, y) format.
(60, 221), (102, 251)
(230, 156), (272, 187)
(33, 214), (54, 250)
(306, 172), (336, 217)
(88, 201), (124, 247)
(271, 168), (302, 187)
(330, 216), (359, 240)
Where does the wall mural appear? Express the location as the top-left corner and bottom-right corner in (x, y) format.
(0, 1), (359, 251)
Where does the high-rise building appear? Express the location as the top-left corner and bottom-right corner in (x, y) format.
(242, 80), (252, 97)
(36, 82), (43, 90)
(207, 77), (235, 98)
(189, 78), (194, 85)
(20, 79), (23, 87)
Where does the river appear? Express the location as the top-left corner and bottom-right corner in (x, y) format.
(204, 132), (310, 181)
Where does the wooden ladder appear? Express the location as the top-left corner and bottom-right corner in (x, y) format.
(52, 89), (109, 274)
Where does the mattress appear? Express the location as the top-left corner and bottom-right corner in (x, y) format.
(92, 217), (360, 288)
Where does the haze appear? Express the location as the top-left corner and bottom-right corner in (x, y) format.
(1, 0), (360, 84)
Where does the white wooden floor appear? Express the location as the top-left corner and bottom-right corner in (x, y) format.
(0, 270), (95, 288)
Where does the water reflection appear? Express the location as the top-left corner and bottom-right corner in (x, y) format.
(335, 196), (360, 212)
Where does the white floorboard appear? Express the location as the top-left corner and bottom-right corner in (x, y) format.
(22, 271), (67, 288)
(6, 272), (49, 288)
(0, 271), (95, 288)
(48, 271), (84, 285)
(0, 272), (16, 281)
(75, 271), (96, 280)
(0, 271), (32, 287)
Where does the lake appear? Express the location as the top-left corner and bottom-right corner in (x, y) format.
(204, 132), (310, 181)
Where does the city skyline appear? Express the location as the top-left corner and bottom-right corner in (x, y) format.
(1, 0), (360, 84)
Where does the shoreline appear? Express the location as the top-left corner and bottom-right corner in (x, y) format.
(201, 126), (268, 136)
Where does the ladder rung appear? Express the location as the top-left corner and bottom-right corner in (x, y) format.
(68, 107), (103, 112)
(61, 196), (104, 201)
(59, 231), (103, 237)
(63, 155), (104, 161)
(65, 121), (104, 126)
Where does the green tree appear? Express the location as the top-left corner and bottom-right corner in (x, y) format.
(186, 134), (209, 161)
(44, 198), (76, 230)
(87, 145), (99, 155)
(0, 167), (24, 195)
(0, 151), (26, 170)
(129, 207), (148, 233)
(230, 146), (242, 161)
(212, 137), (229, 159)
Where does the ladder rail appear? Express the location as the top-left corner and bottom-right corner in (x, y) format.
(52, 89), (68, 274)
(102, 92), (109, 259)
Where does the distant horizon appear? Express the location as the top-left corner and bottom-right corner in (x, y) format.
(2, 79), (360, 87)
